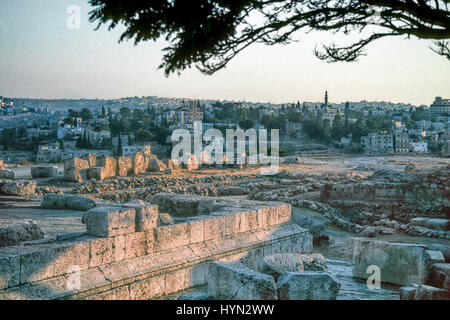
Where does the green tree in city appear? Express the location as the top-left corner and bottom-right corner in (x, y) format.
(80, 108), (93, 121)
(117, 134), (123, 156)
(331, 114), (345, 140)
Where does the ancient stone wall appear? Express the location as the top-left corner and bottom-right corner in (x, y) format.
(320, 169), (450, 221)
(0, 196), (312, 300)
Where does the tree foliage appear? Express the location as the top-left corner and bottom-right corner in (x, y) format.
(89, 0), (450, 75)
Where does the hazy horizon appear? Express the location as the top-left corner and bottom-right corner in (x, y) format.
(0, 0), (449, 106)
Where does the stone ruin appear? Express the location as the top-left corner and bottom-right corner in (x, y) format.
(0, 194), (323, 300)
(352, 238), (450, 300)
(63, 152), (176, 183)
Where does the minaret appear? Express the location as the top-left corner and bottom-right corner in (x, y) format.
(324, 91), (329, 109)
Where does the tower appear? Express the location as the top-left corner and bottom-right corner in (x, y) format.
(324, 90), (329, 109)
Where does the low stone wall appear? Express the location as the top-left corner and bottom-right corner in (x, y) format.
(0, 195), (311, 300)
(320, 168), (450, 221)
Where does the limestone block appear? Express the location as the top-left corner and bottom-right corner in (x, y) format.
(399, 285), (418, 300)
(207, 261), (277, 300)
(414, 284), (450, 300)
(113, 235), (126, 262)
(244, 210), (259, 231)
(124, 232), (150, 259)
(96, 156), (116, 178)
(64, 167), (85, 183)
(64, 157), (89, 171)
(153, 193), (199, 217)
(89, 238), (114, 267)
(261, 253), (328, 280)
(132, 152), (146, 175)
(0, 170), (15, 179)
(87, 167), (108, 181)
(121, 200), (158, 232)
(261, 207), (279, 227)
(292, 213), (327, 241)
(51, 241), (91, 277)
(31, 166), (58, 178)
(20, 246), (56, 283)
(81, 153), (96, 167)
(86, 285), (130, 300)
(277, 204), (292, 225)
(0, 221), (44, 247)
(41, 194), (96, 211)
(353, 239), (427, 286)
(223, 213), (240, 236)
(429, 263), (450, 291)
(158, 213), (175, 226)
(423, 250), (445, 284)
(153, 223), (189, 252)
(277, 272), (340, 300)
(410, 218), (450, 231)
(188, 219), (205, 244)
(429, 244), (450, 262)
(165, 269), (186, 294)
(1, 180), (36, 197)
(204, 216), (226, 241)
(82, 206), (136, 237)
(117, 157), (132, 177)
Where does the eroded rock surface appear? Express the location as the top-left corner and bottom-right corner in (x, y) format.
(277, 272), (340, 300)
(0, 221), (44, 247)
(261, 253), (328, 280)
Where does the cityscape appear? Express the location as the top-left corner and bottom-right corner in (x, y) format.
(1, 93), (449, 166)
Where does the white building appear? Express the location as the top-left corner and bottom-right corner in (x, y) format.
(411, 142), (428, 153)
(430, 97), (450, 115)
(122, 145), (151, 157)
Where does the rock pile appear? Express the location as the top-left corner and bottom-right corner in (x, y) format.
(0, 221), (44, 247)
(0, 180), (36, 197)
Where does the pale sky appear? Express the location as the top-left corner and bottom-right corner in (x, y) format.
(0, 0), (449, 106)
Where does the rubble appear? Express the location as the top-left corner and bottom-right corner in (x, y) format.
(0, 180), (36, 197)
(0, 221), (44, 247)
